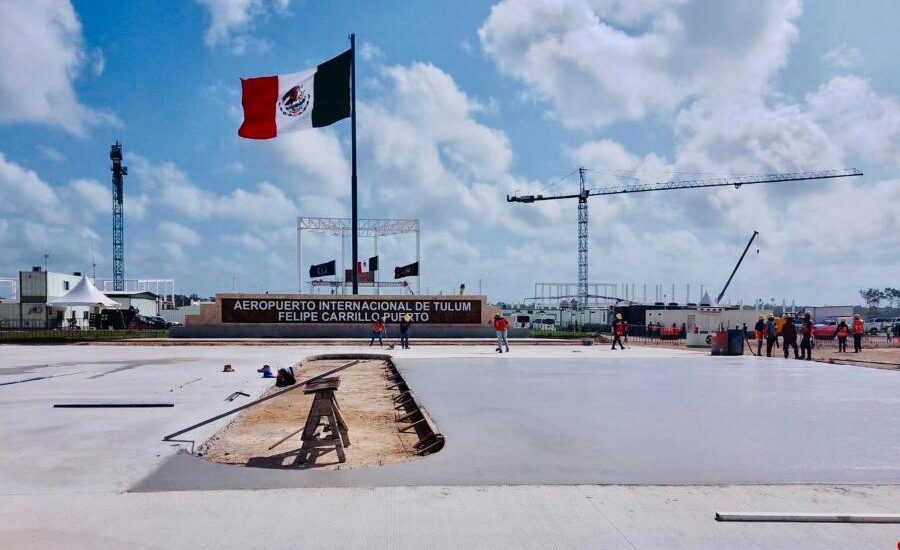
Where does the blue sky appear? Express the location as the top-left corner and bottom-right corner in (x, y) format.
(1, 0), (898, 305)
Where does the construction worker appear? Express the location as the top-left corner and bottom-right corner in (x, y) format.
(800, 312), (814, 361)
(834, 319), (850, 352)
(781, 314), (799, 359)
(754, 314), (766, 357)
(399, 314), (412, 349)
(493, 314), (510, 353)
(611, 314), (626, 350)
(369, 315), (385, 347)
(765, 315), (777, 357)
(852, 314), (865, 353)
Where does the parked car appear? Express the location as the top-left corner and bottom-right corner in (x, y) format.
(164, 320), (183, 328)
(812, 321), (837, 339)
(129, 315), (167, 330)
(867, 318), (891, 334)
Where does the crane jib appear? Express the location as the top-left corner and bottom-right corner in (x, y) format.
(505, 167), (863, 311)
(506, 169), (863, 202)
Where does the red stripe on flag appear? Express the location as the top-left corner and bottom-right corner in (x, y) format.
(238, 76), (278, 139)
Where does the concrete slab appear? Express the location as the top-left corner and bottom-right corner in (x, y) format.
(1, 485), (899, 550)
(3, 344), (899, 550)
(135, 354), (900, 491)
(0, 343), (694, 494)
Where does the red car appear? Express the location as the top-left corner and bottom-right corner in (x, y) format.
(812, 321), (838, 339)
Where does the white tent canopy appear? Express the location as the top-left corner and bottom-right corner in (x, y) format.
(47, 275), (119, 308)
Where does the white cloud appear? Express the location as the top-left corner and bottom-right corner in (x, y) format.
(272, 130), (350, 196)
(159, 221), (202, 247)
(224, 160), (245, 173)
(0, 153), (61, 222)
(359, 42), (384, 61)
(222, 232), (266, 252)
(68, 178), (109, 216)
(0, 0), (116, 134)
(0, 153), (108, 271)
(479, 0), (802, 128)
(128, 154), (299, 226)
(195, 0), (290, 53)
(822, 42), (864, 70)
(37, 145), (66, 162)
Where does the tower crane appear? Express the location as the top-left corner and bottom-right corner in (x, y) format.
(507, 168), (863, 309)
(110, 142), (128, 291)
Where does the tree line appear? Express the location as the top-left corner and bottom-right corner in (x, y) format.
(859, 287), (900, 309)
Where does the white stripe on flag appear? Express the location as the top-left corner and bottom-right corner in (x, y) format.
(275, 68), (316, 134)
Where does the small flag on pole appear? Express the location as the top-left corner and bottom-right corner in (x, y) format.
(238, 50), (351, 139)
(368, 255), (378, 271)
(394, 261), (419, 279)
(346, 270), (374, 283)
(308, 260), (336, 278)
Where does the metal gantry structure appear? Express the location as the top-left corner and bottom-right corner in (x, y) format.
(110, 142), (128, 291)
(508, 168), (864, 309)
(297, 217), (421, 295)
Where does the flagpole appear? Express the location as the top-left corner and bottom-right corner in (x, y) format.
(349, 33), (359, 295)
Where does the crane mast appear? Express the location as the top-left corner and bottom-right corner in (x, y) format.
(507, 168), (863, 309)
(577, 168), (588, 308)
(110, 142), (128, 292)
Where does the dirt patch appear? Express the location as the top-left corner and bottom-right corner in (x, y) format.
(199, 359), (426, 469)
(813, 345), (900, 369)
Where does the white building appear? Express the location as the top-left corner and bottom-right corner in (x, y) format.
(0, 268), (89, 328)
(159, 304), (204, 325)
(105, 291), (160, 317)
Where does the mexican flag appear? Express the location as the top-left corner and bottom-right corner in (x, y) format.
(238, 50), (351, 140)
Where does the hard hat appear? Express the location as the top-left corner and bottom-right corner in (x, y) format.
(767, 315), (774, 320)
(758, 314), (764, 320)
(615, 313), (622, 319)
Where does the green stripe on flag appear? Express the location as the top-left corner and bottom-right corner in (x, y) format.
(312, 49), (352, 128)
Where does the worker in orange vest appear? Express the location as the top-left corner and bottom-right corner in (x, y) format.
(493, 314), (510, 353)
(799, 312), (814, 361)
(611, 313), (626, 350)
(753, 314), (766, 357)
(852, 314), (865, 353)
(834, 319), (850, 352)
(369, 315), (385, 347)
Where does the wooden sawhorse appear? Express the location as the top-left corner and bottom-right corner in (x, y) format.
(297, 377), (349, 465)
